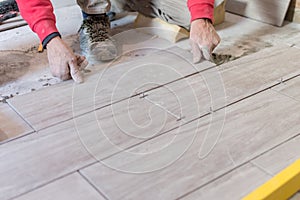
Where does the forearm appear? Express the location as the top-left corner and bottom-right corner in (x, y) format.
(187, 0), (214, 22)
(15, 0), (59, 45)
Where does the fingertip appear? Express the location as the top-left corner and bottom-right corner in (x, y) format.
(69, 59), (84, 83)
(79, 59), (89, 71)
(75, 55), (88, 71)
(60, 74), (72, 81)
(191, 42), (202, 64)
(193, 55), (201, 64)
(71, 68), (84, 83)
(202, 46), (212, 61)
(72, 71), (84, 84)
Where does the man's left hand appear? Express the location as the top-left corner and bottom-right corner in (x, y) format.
(189, 18), (220, 63)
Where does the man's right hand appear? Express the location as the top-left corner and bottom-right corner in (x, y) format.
(46, 37), (88, 83)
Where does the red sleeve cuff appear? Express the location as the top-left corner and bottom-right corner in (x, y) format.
(188, 0), (214, 22)
(16, 0), (59, 42)
(33, 19), (59, 42)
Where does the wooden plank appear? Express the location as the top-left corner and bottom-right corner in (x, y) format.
(0, 103), (33, 143)
(214, 0), (227, 25)
(225, 0), (292, 26)
(286, 0), (300, 23)
(182, 163), (271, 200)
(243, 160), (300, 200)
(134, 14), (190, 43)
(79, 89), (300, 200)
(14, 173), (105, 200)
(0, 16), (27, 32)
(8, 46), (215, 131)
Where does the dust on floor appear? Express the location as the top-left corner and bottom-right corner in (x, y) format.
(1, 12), (300, 103)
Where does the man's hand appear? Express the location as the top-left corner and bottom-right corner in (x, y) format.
(189, 18), (220, 63)
(46, 37), (88, 83)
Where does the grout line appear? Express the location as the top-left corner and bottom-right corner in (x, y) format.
(271, 87), (300, 103)
(9, 131), (300, 200)
(30, 63), (299, 133)
(6, 102), (36, 132)
(19, 46), (299, 133)
(4, 69), (300, 198)
(18, 69), (300, 164)
(143, 96), (186, 122)
(250, 161), (274, 177)
(211, 73), (300, 114)
(8, 160), (99, 200)
(8, 171), (78, 200)
(0, 102), (37, 146)
(78, 170), (110, 200)
(176, 132), (300, 200)
(30, 68), (212, 132)
(5, 53), (300, 198)
(0, 131), (35, 146)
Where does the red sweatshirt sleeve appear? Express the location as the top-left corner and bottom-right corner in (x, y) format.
(188, 0), (214, 22)
(16, 0), (59, 42)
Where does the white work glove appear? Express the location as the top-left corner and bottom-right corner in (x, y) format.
(46, 37), (88, 83)
(189, 18), (221, 63)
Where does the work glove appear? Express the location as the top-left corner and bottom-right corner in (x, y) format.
(46, 37), (88, 83)
(190, 18), (221, 63)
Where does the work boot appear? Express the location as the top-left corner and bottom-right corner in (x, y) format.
(0, 0), (18, 15)
(79, 14), (117, 62)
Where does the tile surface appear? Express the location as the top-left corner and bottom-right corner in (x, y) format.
(14, 173), (105, 200)
(272, 77), (300, 102)
(0, 118), (94, 200)
(252, 135), (300, 176)
(2, 1), (300, 199)
(0, 103), (33, 143)
(182, 163), (271, 200)
(80, 89), (300, 200)
(9, 45), (300, 133)
(8, 46), (214, 131)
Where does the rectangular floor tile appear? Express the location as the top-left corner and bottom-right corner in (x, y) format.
(251, 78), (300, 175)
(3, 44), (300, 200)
(9, 44), (300, 133)
(14, 173), (105, 200)
(0, 117), (94, 200)
(216, 45), (300, 103)
(272, 77), (300, 102)
(252, 135), (300, 176)
(8, 47), (214, 131)
(0, 103), (33, 143)
(182, 163), (271, 200)
(0, 92), (189, 200)
(117, 44), (300, 128)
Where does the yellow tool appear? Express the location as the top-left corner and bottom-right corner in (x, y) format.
(38, 43), (43, 53)
(243, 159), (300, 200)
